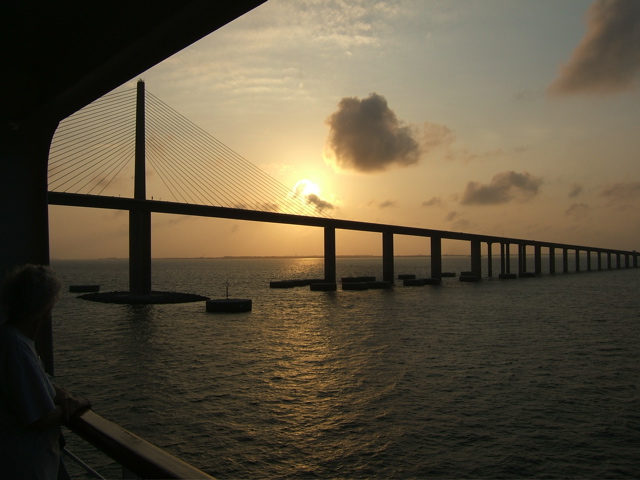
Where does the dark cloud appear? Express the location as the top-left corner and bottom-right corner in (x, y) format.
(305, 193), (335, 212)
(548, 0), (640, 95)
(421, 196), (442, 207)
(461, 171), (542, 205)
(324, 93), (421, 172)
(569, 183), (583, 198)
(565, 203), (591, 217)
(378, 200), (397, 209)
(600, 181), (640, 202)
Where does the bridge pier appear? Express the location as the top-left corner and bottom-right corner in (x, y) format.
(470, 240), (482, 278)
(575, 249), (581, 272)
(324, 227), (336, 283)
(431, 236), (442, 279)
(487, 242), (493, 277)
(597, 251), (602, 271)
(586, 251), (592, 271)
(563, 248), (569, 273)
(534, 245), (542, 275)
(382, 232), (394, 283)
(518, 244), (527, 275)
(129, 80), (152, 296)
(549, 246), (556, 274)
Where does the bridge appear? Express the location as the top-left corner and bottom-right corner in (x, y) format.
(48, 81), (639, 295)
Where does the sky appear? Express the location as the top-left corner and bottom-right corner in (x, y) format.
(49, 0), (640, 259)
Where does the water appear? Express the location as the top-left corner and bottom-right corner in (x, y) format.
(50, 257), (640, 478)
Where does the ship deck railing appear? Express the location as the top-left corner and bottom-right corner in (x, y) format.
(65, 410), (214, 479)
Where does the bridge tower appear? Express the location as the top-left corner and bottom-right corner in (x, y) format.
(129, 80), (152, 295)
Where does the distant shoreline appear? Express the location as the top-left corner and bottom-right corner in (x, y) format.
(52, 254), (473, 261)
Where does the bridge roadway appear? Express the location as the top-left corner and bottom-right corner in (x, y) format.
(49, 191), (639, 282)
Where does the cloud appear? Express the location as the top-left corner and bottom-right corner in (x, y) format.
(569, 183), (583, 198)
(565, 203), (591, 218)
(421, 196), (442, 207)
(548, 0), (640, 95)
(378, 200), (397, 209)
(600, 181), (640, 203)
(305, 193), (335, 212)
(324, 93), (421, 172)
(461, 171), (542, 205)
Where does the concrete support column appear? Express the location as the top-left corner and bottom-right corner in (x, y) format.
(625, 254), (630, 268)
(634, 252), (638, 268)
(129, 80), (151, 296)
(597, 252), (602, 271)
(518, 244), (527, 275)
(470, 240), (482, 278)
(324, 227), (336, 282)
(487, 242), (493, 277)
(534, 245), (542, 275)
(430, 236), (442, 279)
(575, 249), (581, 272)
(500, 243), (506, 274)
(586, 251), (592, 271)
(0, 118), (58, 374)
(616, 253), (621, 269)
(563, 248), (569, 273)
(382, 232), (394, 283)
(506, 243), (511, 273)
(607, 252), (612, 269)
(549, 247), (556, 274)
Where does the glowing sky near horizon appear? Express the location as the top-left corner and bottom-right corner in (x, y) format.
(49, 0), (640, 259)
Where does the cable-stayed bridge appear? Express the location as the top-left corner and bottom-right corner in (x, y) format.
(48, 81), (639, 295)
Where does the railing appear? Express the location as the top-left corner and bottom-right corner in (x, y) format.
(67, 410), (214, 479)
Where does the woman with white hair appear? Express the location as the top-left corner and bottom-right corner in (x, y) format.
(0, 264), (91, 479)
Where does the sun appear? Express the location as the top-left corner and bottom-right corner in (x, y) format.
(293, 179), (321, 198)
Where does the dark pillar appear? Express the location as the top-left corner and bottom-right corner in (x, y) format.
(382, 232), (394, 283)
(575, 249), (581, 272)
(563, 248), (569, 273)
(518, 244), (526, 275)
(506, 243), (511, 273)
(0, 118), (58, 374)
(487, 242), (493, 277)
(597, 251), (602, 271)
(616, 253), (621, 269)
(534, 245), (542, 275)
(549, 247), (556, 274)
(607, 252), (612, 269)
(324, 227), (336, 282)
(129, 80), (152, 295)
(625, 254), (630, 268)
(500, 243), (506, 275)
(634, 252), (638, 268)
(586, 251), (592, 271)
(470, 240), (482, 278)
(431, 236), (442, 279)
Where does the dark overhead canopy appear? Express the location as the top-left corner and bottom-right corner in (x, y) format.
(2, 0), (266, 127)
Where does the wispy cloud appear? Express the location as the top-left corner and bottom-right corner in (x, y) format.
(600, 181), (640, 203)
(569, 183), (583, 198)
(565, 203), (591, 218)
(548, 0), (640, 95)
(461, 171), (542, 205)
(378, 200), (397, 209)
(324, 93), (421, 172)
(421, 196), (442, 207)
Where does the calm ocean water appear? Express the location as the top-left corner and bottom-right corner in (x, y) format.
(50, 257), (640, 479)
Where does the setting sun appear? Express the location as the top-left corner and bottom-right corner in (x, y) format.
(293, 179), (321, 198)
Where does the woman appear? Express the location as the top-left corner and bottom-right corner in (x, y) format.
(0, 264), (91, 479)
